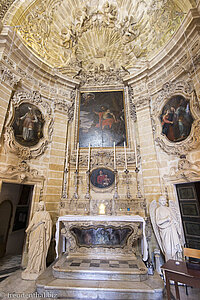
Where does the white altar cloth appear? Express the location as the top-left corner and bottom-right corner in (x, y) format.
(55, 215), (148, 261)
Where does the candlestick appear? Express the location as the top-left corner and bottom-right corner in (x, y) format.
(65, 142), (69, 170)
(88, 143), (90, 171)
(124, 141), (127, 170)
(114, 142), (116, 169)
(134, 141), (138, 168)
(76, 142), (79, 170)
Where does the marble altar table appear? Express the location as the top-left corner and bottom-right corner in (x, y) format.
(55, 215), (148, 261)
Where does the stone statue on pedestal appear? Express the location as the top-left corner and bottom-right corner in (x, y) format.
(21, 201), (52, 280)
(150, 196), (183, 261)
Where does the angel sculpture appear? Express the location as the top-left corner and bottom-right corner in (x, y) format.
(150, 196), (184, 261)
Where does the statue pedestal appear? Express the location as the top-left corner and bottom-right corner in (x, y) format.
(21, 270), (42, 281)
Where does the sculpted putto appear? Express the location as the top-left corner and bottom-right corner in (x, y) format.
(22, 201), (52, 280)
(150, 196), (183, 261)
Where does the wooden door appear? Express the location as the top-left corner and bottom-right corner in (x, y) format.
(176, 183), (200, 249)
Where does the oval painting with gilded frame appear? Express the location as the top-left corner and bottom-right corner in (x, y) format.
(11, 103), (44, 147)
(90, 168), (115, 190)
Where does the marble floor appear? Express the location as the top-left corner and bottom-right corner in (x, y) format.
(0, 255), (21, 281)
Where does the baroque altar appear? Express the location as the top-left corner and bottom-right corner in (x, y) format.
(55, 215), (148, 260)
(36, 215), (164, 299)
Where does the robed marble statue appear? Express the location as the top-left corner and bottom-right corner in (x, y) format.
(21, 201), (52, 280)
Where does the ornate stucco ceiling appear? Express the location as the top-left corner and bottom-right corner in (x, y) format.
(3, 0), (195, 77)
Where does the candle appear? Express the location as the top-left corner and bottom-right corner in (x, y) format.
(114, 142), (116, 169)
(65, 142), (69, 170)
(88, 143), (90, 171)
(124, 141), (127, 170)
(76, 142), (79, 170)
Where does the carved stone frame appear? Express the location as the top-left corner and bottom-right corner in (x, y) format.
(0, 159), (45, 266)
(151, 81), (200, 156)
(4, 90), (54, 160)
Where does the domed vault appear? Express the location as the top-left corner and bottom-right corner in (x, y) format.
(2, 0), (195, 78)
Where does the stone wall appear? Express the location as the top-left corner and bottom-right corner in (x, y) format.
(0, 6), (199, 262)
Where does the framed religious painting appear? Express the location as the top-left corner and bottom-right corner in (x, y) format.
(78, 90), (127, 148)
(160, 95), (193, 143)
(90, 168), (115, 190)
(11, 103), (44, 147)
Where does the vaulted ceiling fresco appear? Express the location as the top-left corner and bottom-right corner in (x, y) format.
(2, 0), (195, 77)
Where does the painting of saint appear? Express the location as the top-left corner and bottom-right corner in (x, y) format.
(78, 90), (127, 148)
(12, 103), (44, 147)
(90, 168), (114, 189)
(160, 96), (193, 142)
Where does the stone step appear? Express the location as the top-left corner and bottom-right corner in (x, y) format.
(53, 266), (148, 282)
(36, 267), (164, 300)
(52, 255), (148, 281)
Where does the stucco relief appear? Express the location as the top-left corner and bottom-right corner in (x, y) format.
(151, 81), (200, 156)
(0, 160), (44, 184)
(11, 0), (185, 76)
(0, 0), (15, 20)
(0, 63), (21, 88)
(70, 149), (135, 169)
(164, 157), (200, 183)
(4, 91), (53, 160)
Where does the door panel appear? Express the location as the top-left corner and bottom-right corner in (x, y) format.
(176, 183), (200, 250)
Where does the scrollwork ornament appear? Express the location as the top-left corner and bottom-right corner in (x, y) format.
(151, 80), (194, 117)
(75, 66), (129, 86)
(4, 90), (53, 160)
(0, 64), (21, 88)
(0, 160), (44, 183)
(70, 150), (135, 169)
(164, 156), (200, 183)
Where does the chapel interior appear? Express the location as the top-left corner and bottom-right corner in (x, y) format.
(0, 0), (200, 299)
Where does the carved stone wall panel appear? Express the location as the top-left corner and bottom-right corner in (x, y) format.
(163, 157), (200, 183)
(151, 80), (200, 156)
(70, 150), (136, 169)
(0, 160), (44, 184)
(0, 63), (21, 88)
(4, 90), (54, 160)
